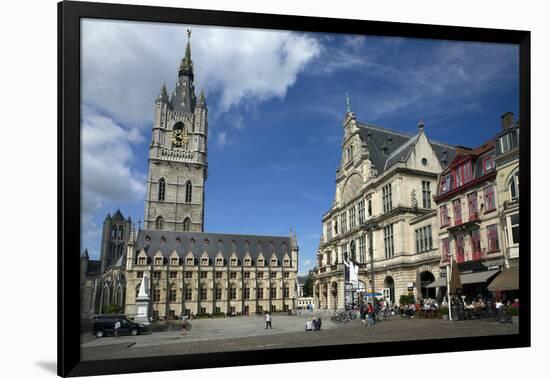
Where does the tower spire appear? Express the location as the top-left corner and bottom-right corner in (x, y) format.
(179, 29), (194, 78)
(156, 81), (169, 104)
(345, 92), (352, 113)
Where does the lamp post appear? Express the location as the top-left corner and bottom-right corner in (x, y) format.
(364, 222), (378, 304)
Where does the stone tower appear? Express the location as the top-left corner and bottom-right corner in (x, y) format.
(99, 209), (132, 272)
(144, 30), (208, 232)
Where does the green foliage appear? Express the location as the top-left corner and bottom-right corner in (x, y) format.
(195, 313), (211, 319)
(303, 271), (314, 297)
(211, 312), (226, 318)
(102, 304), (122, 314)
(399, 294), (415, 305)
(507, 306), (519, 316)
(439, 306), (449, 316)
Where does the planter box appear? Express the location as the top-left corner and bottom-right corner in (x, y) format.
(512, 315), (519, 329)
(441, 314), (449, 321)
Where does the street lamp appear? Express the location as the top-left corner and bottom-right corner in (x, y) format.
(365, 222), (379, 304)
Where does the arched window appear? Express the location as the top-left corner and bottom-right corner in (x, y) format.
(183, 217), (191, 231)
(118, 225), (124, 240)
(185, 181), (192, 203)
(155, 216), (164, 230)
(509, 171), (519, 201)
(158, 178), (166, 201)
(116, 286), (123, 306)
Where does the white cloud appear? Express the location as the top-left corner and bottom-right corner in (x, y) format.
(81, 106), (146, 219)
(216, 131), (228, 147)
(81, 20), (321, 128)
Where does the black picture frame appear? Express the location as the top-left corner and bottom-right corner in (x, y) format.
(58, 1), (531, 376)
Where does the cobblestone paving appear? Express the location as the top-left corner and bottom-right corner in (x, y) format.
(81, 313), (516, 361)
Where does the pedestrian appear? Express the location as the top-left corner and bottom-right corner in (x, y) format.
(180, 315), (189, 336)
(312, 317), (318, 331)
(495, 299), (504, 322)
(367, 302), (374, 326)
(114, 319), (121, 339)
(315, 317), (322, 331)
(265, 312), (272, 329)
(360, 302), (367, 327)
(305, 318), (313, 331)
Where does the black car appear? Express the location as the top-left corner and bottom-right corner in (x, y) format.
(92, 315), (150, 338)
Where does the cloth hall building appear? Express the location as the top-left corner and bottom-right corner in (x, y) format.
(80, 33), (299, 320)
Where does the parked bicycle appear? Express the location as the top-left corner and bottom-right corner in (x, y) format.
(330, 310), (358, 323)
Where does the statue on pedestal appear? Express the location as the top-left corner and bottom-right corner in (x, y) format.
(134, 273), (151, 325)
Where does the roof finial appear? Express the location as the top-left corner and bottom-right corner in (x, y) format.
(418, 120), (425, 130)
(187, 28), (192, 39)
(346, 92), (352, 113)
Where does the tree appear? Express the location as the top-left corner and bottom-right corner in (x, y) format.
(303, 271), (313, 297)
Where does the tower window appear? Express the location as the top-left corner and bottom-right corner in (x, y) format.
(158, 178), (166, 201)
(183, 217), (191, 231)
(155, 216), (164, 230)
(185, 181), (192, 203)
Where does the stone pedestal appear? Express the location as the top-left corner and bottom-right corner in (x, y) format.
(134, 274), (151, 325)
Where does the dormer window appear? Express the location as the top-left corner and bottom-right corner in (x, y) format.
(230, 258), (238, 266)
(155, 257), (163, 265)
(271, 259), (277, 266)
(201, 258), (209, 266)
(258, 259), (264, 267)
(283, 259), (290, 267)
(171, 257), (179, 265)
(186, 258), (194, 266)
(216, 258), (223, 266)
(244, 258), (251, 266)
(138, 257), (146, 265)
(482, 156), (494, 174)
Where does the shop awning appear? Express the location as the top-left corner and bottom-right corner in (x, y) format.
(460, 270), (500, 285)
(425, 270), (500, 288)
(487, 267), (519, 291)
(426, 277), (446, 288)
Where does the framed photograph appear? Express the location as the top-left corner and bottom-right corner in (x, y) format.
(59, 1), (530, 376)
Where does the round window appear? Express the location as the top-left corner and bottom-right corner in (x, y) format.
(421, 158), (428, 166)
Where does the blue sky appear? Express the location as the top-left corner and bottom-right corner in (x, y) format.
(81, 19), (519, 274)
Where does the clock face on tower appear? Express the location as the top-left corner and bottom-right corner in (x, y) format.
(171, 128), (188, 148)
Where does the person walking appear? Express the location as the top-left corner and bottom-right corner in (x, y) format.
(265, 312), (272, 329)
(180, 315), (189, 336)
(114, 319), (121, 339)
(367, 302), (375, 326)
(360, 302), (367, 327)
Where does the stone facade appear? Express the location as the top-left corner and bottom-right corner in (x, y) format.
(313, 106), (457, 310)
(81, 32), (300, 321)
(494, 113), (520, 268)
(124, 231), (299, 319)
(144, 33), (207, 233)
(121, 33), (298, 319)
(99, 210), (131, 272)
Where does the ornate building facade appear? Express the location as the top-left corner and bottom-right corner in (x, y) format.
(313, 104), (456, 310)
(122, 33), (299, 319)
(81, 32), (299, 320)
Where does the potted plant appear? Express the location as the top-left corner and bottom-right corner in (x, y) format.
(508, 306), (519, 328)
(439, 305), (449, 321)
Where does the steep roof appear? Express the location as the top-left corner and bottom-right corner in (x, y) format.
(136, 230), (292, 261)
(356, 123), (456, 173)
(111, 209), (125, 221)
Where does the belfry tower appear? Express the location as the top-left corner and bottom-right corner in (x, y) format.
(144, 30), (208, 232)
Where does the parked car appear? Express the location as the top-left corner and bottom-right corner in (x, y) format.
(92, 315), (150, 338)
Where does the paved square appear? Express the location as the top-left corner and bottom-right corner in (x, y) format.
(81, 312), (517, 361)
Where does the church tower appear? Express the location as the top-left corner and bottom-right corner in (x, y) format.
(144, 30), (208, 232)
